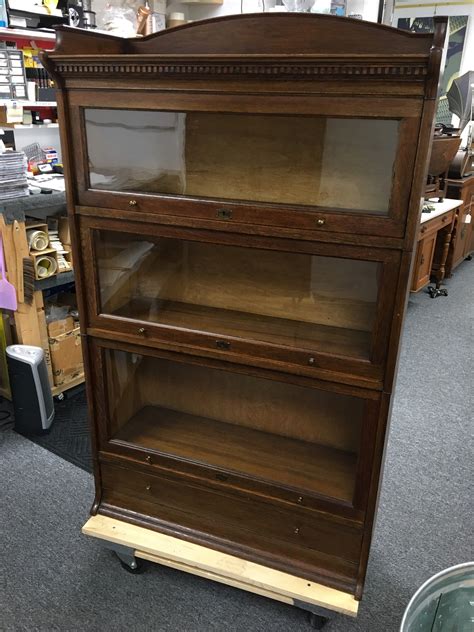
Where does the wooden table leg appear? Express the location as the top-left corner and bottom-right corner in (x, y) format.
(428, 219), (454, 298)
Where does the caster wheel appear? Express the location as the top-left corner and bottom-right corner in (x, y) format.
(118, 557), (147, 574)
(308, 612), (329, 629)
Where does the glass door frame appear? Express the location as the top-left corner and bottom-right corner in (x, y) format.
(69, 90), (422, 240)
(79, 214), (401, 390)
(88, 336), (382, 521)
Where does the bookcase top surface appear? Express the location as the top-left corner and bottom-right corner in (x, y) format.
(46, 13), (446, 58)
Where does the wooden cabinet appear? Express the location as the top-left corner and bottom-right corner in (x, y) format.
(446, 174), (474, 275)
(410, 201), (460, 294)
(43, 14), (446, 604)
(412, 231), (437, 291)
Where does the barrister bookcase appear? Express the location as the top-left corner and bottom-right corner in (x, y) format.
(42, 14), (446, 613)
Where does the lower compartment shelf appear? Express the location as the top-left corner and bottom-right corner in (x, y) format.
(114, 405), (357, 504)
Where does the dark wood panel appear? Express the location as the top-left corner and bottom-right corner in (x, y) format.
(76, 205), (405, 250)
(50, 14), (436, 57)
(69, 89), (423, 118)
(100, 462), (362, 591)
(64, 77), (429, 98)
(88, 324), (383, 391)
(88, 335), (380, 401)
(411, 232), (436, 292)
(99, 448), (367, 524)
(114, 298), (372, 359)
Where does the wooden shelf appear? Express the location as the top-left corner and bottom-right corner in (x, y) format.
(114, 299), (371, 359)
(35, 269), (75, 291)
(10, 123), (59, 129)
(0, 27), (56, 41)
(0, 100), (56, 107)
(115, 405), (357, 503)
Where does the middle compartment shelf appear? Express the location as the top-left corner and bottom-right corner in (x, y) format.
(81, 215), (401, 389)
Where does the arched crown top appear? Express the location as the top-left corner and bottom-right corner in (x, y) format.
(50, 13), (447, 58)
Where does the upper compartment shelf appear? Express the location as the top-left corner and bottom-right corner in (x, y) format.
(85, 109), (399, 217)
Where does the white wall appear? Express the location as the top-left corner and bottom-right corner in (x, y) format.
(92, 0), (381, 27)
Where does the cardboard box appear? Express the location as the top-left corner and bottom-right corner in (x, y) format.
(49, 326), (84, 387)
(0, 104), (23, 126)
(58, 216), (71, 245)
(47, 316), (74, 338)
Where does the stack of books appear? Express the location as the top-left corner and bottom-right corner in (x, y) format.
(0, 151), (28, 201)
(48, 229), (71, 272)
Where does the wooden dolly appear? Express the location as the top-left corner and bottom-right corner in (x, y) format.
(83, 515), (359, 629)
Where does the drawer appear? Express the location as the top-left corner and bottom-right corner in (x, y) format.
(418, 211), (454, 239)
(99, 461), (362, 590)
(80, 216), (401, 390)
(70, 94), (420, 241)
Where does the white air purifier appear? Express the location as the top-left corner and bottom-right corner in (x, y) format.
(6, 345), (54, 434)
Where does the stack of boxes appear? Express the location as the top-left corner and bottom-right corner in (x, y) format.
(46, 216), (82, 388)
(47, 305), (83, 389)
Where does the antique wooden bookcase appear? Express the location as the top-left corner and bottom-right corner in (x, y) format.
(43, 14), (446, 613)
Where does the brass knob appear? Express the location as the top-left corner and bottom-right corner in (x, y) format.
(297, 496), (303, 504)
(129, 200), (138, 207)
(294, 527), (300, 535)
(316, 218), (325, 226)
(146, 484), (151, 491)
(146, 455), (152, 464)
(138, 327), (146, 335)
(308, 357), (315, 365)
(216, 340), (231, 350)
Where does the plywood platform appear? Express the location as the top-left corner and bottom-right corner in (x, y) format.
(82, 515), (359, 618)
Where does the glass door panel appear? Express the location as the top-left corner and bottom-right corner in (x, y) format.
(105, 348), (364, 502)
(95, 230), (381, 360)
(85, 109), (399, 215)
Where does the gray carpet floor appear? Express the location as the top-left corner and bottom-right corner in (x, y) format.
(1, 262), (472, 632)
